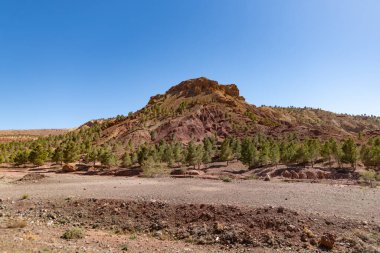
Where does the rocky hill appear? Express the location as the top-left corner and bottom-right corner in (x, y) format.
(84, 77), (380, 145)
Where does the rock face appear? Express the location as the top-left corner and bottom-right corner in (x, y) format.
(165, 77), (244, 100)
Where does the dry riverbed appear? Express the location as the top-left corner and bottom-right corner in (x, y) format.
(0, 170), (379, 252)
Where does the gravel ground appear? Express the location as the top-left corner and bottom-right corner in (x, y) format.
(0, 171), (379, 224)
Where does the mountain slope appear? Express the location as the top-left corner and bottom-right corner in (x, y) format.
(84, 77), (380, 145)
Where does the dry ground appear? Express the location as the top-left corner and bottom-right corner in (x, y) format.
(0, 169), (379, 252)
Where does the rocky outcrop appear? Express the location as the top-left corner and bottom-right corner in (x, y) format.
(165, 77), (244, 100)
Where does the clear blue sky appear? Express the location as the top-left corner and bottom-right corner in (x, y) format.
(0, 0), (379, 129)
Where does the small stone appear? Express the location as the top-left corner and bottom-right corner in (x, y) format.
(287, 225), (297, 232)
(319, 233), (336, 250)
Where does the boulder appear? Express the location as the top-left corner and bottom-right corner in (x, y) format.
(282, 170), (292, 178)
(186, 170), (204, 176)
(317, 171), (325, 179)
(298, 172), (307, 179)
(290, 171), (299, 179)
(62, 164), (75, 173)
(319, 233), (336, 250)
(305, 171), (317, 180)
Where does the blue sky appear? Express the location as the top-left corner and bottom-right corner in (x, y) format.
(0, 0), (379, 129)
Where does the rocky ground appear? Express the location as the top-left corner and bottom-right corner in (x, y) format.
(0, 170), (379, 252)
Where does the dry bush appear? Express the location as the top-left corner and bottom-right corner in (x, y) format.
(6, 218), (27, 229)
(61, 228), (85, 240)
(141, 157), (168, 178)
(360, 169), (380, 187)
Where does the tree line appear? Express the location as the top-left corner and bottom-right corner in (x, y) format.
(1, 124), (380, 171)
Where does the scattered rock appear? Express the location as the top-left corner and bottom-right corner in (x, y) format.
(264, 174), (271, 181)
(319, 233), (336, 250)
(17, 173), (47, 182)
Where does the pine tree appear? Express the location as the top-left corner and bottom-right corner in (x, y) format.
(52, 146), (64, 165)
(14, 150), (29, 166)
(29, 145), (48, 166)
(269, 143), (280, 167)
(259, 141), (270, 166)
(306, 139), (320, 167)
(173, 143), (184, 167)
(220, 139), (233, 166)
(87, 147), (99, 166)
(194, 144), (204, 169)
(63, 142), (79, 164)
(137, 145), (150, 165)
(341, 138), (358, 169)
(186, 141), (197, 169)
(321, 140), (333, 167)
(231, 138), (242, 161)
(202, 146), (212, 167)
(241, 138), (259, 168)
(122, 152), (132, 168)
(331, 139), (343, 168)
(162, 145), (174, 167)
(99, 148), (117, 168)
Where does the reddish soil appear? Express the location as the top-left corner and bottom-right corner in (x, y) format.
(1, 198), (379, 252)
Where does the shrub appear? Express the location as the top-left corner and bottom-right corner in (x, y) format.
(360, 169), (379, 187)
(21, 194), (29, 200)
(220, 176), (232, 182)
(6, 218), (27, 228)
(61, 228), (85, 240)
(141, 156), (168, 178)
(120, 243), (129, 251)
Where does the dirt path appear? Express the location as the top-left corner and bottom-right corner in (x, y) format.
(0, 172), (379, 224)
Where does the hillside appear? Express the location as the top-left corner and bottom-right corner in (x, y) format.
(0, 129), (70, 143)
(89, 77), (380, 146)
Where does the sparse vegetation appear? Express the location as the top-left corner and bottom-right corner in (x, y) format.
(120, 243), (129, 251)
(21, 194), (29, 200)
(220, 176), (232, 182)
(61, 228), (85, 240)
(360, 169), (380, 187)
